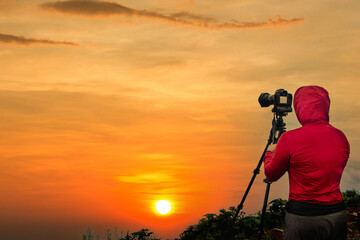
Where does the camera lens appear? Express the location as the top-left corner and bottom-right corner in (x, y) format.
(259, 93), (274, 107)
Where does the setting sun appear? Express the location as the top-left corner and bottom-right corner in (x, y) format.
(155, 200), (172, 215)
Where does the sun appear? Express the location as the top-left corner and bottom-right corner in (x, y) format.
(155, 200), (172, 215)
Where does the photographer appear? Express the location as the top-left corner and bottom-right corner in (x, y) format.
(263, 86), (350, 240)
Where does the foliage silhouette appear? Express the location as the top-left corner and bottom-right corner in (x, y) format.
(179, 200), (285, 240)
(131, 229), (157, 240)
(343, 189), (360, 208)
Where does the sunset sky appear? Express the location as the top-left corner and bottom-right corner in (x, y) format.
(1, 0), (359, 239)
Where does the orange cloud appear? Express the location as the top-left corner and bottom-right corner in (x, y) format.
(40, 0), (304, 29)
(0, 33), (78, 46)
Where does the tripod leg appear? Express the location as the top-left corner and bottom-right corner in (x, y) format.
(232, 139), (272, 224)
(259, 179), (271, 237)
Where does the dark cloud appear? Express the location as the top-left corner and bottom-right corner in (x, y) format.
(40, 0), (304, 29)
(41, 0), (135, 16)
(0, 33), (78, 46)
(170, 11), (216, 22)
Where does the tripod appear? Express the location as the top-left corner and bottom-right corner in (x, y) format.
(232, 112), (287, 238)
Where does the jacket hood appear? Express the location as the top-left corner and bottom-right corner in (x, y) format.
(294, 86), (330, 125)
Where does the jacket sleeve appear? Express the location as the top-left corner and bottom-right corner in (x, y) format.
(263, 133), (291, 182)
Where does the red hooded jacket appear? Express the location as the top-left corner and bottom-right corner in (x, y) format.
(264, 86), (350, 204)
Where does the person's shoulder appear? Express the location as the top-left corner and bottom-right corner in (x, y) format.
(280, 127), (310, 144)
(283, 127), (303, 137)
(277, 128), (301, 144)
(327, 124), (348, 139)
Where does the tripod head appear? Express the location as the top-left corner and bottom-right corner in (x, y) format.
(270, 113), (287, 144)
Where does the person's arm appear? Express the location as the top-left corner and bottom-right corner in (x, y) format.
(263, 134), (291, 181)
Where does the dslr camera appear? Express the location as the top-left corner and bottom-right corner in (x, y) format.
(258, 89), (293, 115)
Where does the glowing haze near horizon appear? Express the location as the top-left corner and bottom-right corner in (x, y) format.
(0, 0), (359, 239)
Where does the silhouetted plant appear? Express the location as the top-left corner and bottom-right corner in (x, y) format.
(131, 229), (154, 240)
(119, 231), (134, 240)
(180, 206), (246, 240)
(343, 189), (360, 208)
(263, 198), (287, 230)
(115, 227), (118, 240)
(179, 201), (287, 240)
(86, 227), (94, 240)
(107, 229), (112, 240)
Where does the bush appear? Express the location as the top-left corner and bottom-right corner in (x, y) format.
(179, 200), (286, 240)
(343, 189), (360, 208)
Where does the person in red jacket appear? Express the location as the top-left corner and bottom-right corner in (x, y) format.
(264, 86), (350, 240)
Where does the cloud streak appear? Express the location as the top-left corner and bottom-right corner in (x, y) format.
(0, 33), (78, 46)
(117, 172), (176, 184)
(40, 0), (304, 29)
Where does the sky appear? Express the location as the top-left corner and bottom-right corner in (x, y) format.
(0, 0), (359, 239)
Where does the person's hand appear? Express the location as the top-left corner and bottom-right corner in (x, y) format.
(267, 144), (277, 153)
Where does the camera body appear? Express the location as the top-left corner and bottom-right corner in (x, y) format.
(258, 89), (292, 115)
